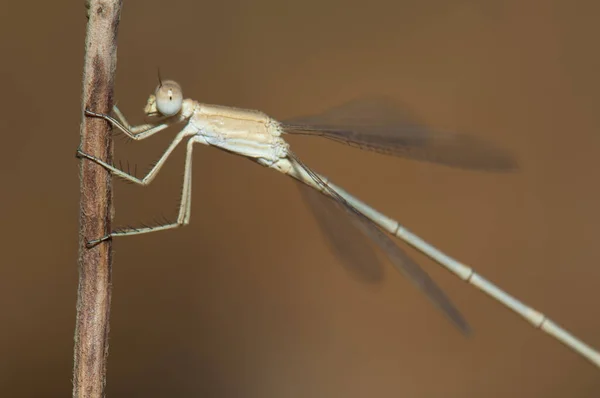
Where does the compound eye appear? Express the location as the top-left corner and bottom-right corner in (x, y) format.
(155, 80), (183, 116)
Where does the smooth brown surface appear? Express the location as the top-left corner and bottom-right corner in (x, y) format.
(2, 1), (599, 396)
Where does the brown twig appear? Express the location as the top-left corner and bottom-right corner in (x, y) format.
(73, 1), (123, 397)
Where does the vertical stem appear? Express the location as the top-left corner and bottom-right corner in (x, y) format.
(74, 1), (123, 397)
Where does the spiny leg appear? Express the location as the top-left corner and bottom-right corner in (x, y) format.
(84, 136), (198, 247)
(111, 105), (142, 131)
(76, 128), (194, 186)
(179, 137), (196, 225)
(85, 105), (170, 140)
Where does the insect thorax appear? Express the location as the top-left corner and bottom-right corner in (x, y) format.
(190, 102), (288, 162)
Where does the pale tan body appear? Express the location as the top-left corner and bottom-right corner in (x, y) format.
(186, 101), (289, 164)
(78, 83), (600, 370)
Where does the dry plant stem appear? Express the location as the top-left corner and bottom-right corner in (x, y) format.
(73, 1), (123, 397)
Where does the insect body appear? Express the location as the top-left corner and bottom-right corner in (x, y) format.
(77, 78), (600, 369)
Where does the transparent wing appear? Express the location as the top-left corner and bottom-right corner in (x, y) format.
(346, 201), (471, 335)
(282, 97), (518, 172)
(296, 180), (384, 283)
(289, 152), (471, 334)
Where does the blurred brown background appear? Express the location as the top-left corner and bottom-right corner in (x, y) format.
(2, 0), (599, 396)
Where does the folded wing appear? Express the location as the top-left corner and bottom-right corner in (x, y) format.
(283, 97), (518, 172)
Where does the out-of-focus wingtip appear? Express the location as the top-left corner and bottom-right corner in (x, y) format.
(500, 155), (521, 173)
(459, 322), (474, 338)
(478, 154), (521, 173)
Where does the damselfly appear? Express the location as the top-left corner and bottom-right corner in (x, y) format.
(77, 78), (600, 369)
